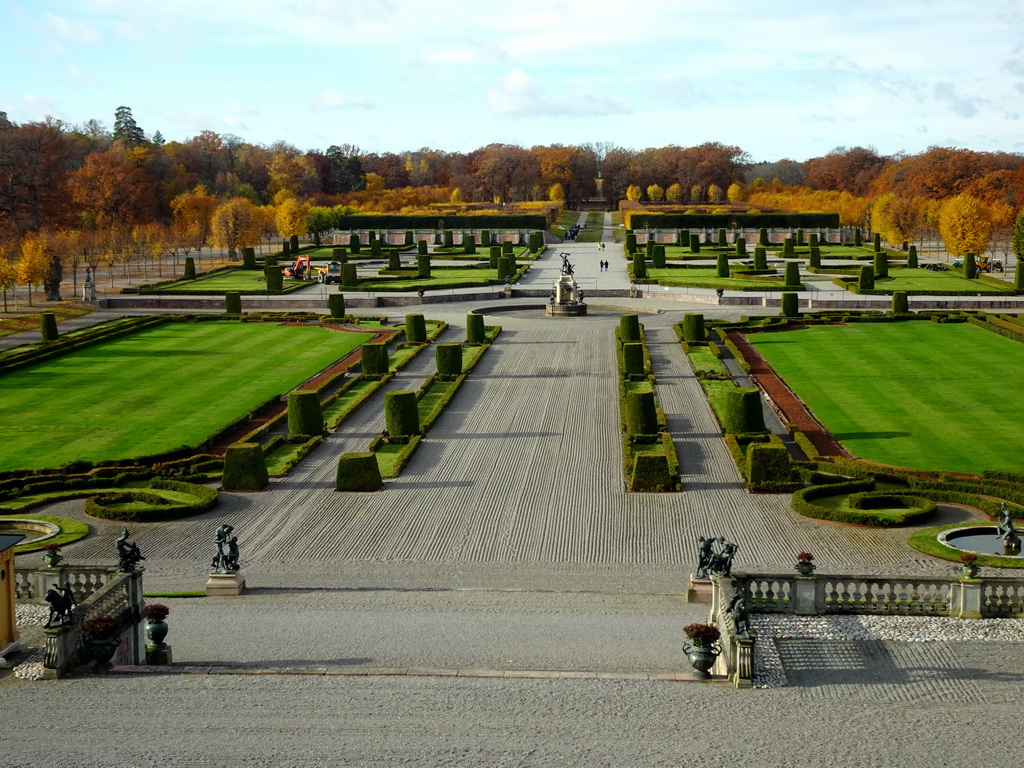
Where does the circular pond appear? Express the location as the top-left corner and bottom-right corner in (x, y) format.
(938, 526), (1024, 557)
(0, 518), (60, 545)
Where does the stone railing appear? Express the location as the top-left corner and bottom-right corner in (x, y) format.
(708, 571), (1024, 689)
(19, 567), (147, 679)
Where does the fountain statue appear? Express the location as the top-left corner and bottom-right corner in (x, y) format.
(996, 503), (1021, 555)
(546, 252), (587, 316)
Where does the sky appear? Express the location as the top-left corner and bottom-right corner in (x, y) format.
(2, 0), (1023, 162)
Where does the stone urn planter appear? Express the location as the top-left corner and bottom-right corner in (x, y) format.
(682, 623), (722, 680)
(144, 603), (170, 649)
(795, 551), (815, 576)
(41, 545), (63, 568)
(81, 616), (122, 672)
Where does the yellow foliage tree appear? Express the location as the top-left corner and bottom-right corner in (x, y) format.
(170, 186), (218, 247)
(449, 188), (463, 205)
(18, 232), (49, 305)
(626, 185), (642, 202)
(690, 184), (703, 202)
(665, 183), (682, 203)
(0, 249), (17, 311)
(727, 182), (746, 203)
(871, 193), (923, 248)
(275, 197), (310, 239)
(938, 194), (992, 256)
(548, 183), (565, 202)
(213, 198), (263, 259)
(646, 184), (664, 202)
(707, 184), (723, 203)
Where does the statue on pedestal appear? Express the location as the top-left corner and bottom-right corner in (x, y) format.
(996, 503), (1021, 555)
(116, 528), (144, 572)
(211, 524), (241, 573)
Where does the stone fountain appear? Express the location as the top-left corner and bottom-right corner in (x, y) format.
(546, 252), (587, 316)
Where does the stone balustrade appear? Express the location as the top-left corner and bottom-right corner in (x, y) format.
(15, 564), (118, 603)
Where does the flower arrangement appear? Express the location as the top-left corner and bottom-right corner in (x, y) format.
(796, 552), (814, 563)
(82, 616), (121, 640)
(959, 553), (978, 565)
(41, 543), (63, 553)
(683, 623), (721, 648)
(144, 603), (170, 623)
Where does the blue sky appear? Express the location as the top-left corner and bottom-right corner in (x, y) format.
(3, 0), (1023, 161)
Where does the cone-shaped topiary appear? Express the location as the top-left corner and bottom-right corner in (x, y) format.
(747, 443), (791, 486)
(435, 343), (463, 380)
(682, 313), (705, 342)
(497, 256), (514, 282)
(360, 343), (389, 377)
(349, 234), (361, 254)
(342, 263), (358, 288)
(873, 232), (881, 252)
(874, 252), (888, 279)
(40, 312), (58, 342)
(716, 253), (729, 278)
(689, 234), (701, 253)
(783, 237), (794, 256)
(784, 260), (800, 286)
(264, 265), (284, 293)
(328, 293), (346, 319)
(288, 391), (324, 437)
(808, 246), (821, 269)
(721, 387), (765, 433)
(796, 229), (805, 246)
(335, 452), (382, 491)
(781, 292), (799, 318)
(632, 255), (648, 279)
(735, 236), (746, 256)
(753, 246), (767, 270)
(759, 228), (770, 246)
(225, 292), (242, 314)
(222, 443), (269, 491)
(964, 253), (977, 279)
(184, 257), (196, 280)
(443, 230), (453, 248)
(624, 390), (658, 435)
(622, 342), (645, 378)
(854, 228), (862, 247)
(858, 264), (874, 291)
(489, 245), (501, 268)
(620, 314), (641, 342)
(417, 239), (428, 256)
(891, 291), (909, 314)
(1017, 262), (1024, 292)
(629, 452), (673, 492)
(464, 234), (476, 254)
(417, 253), (431, 278)
(265, 254), (278, 268)
(242, 247), (256, 269)
(405, 314), (426, 343)
(645, 239), (655, 257)
(333, 247), (347, 263)
(808, 233), (818, 247)
(281, 239), (291, 256)
(385, 391), (420, 437)
(371, 239), (382, 256)
(907, 245), (918, 268)
(466, 313), (485, 345)
(404, 230), (414, 247)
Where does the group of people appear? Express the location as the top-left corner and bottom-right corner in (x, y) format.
(564, 224), (583, 240)
(598, 259), (610, 271)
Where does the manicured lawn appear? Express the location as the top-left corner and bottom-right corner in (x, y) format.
(747, 322), (1024, 474)
(0, 307), (92, 337)
(647, 267), (787, 289)
(356, 267), (506, 291)
(155, 269), (310, 294)
(0, 321), (374, 471)
(867, 268), (1013, 294)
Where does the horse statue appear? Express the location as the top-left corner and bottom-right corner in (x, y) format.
(44, 583), (76, 628)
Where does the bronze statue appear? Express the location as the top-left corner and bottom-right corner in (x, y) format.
(560, 252), (574, 276)
(116, 528), (144, 572)
(996, 503), (1021, 555)
(696, 536), (716, 579)
(727, 592), (750, 638)
(211, 524), (240, 573)
(709, 539), (738, 578)
(44, 583), (76, 628)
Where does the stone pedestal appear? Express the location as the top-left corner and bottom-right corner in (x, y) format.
(950, 578), (983, 619)
(146, 645), (173, 665)
(205, 571), (246, 596)
(686, 576), (713, 603)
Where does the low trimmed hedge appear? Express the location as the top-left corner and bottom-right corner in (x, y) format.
(84, 478), (219, 521)
(792, 481), (936, 525)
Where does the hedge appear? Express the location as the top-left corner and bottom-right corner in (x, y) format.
(721, 388), (765, 433)
(335, 452), (383, 491)
(221, 443), (269, 491)
(792, 481), (936, 525)
(405, 314), (427, 343)
(632, 212), (840, 229)
(287, 391), (324, 437)
(466, 313), (486, 345)
(629, 452), (674, 492)
(334, 214), (547, 230)
(435, 343), (463, 379)
(620, 314), (641, 343)
(385, 391), (420, 438)
(681, 313), (705, 342)
(360, 343), (389, 377)
(84, 479), (219, 522)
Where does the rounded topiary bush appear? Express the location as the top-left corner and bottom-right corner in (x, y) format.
(328, 293), (346, 318)
(405, 313), (426, 343)
(435, 343), (463, 379)
(288, 391), (324, 437)
(264, 265), (284, 293)
(784, 260), (800, 286)
(622, 342), (645, 378)
(417, 253), (431, 278)
(781, 292), (799, 317)
(629, 452), (673, 492)
(40, 312), (58, 342)
(360, 343), (389, 377)
(682, 313), (705, 342)
(184, 257), (196, 280)
(753, 247), (767, 270)
(242, 247), (257, 269)
(335, 452), (382, 491)
(342, 263), (358, 288)
(466, 313), (486, 345)
(624, 390), (658, 436)
(222, 443), (269, 491)
(224, 292), (242, 314)
(385, 391), (420, 438)
(858, 264), (874, 291)
(620, 314), (641, 342)
(721, 387), (765, 434)
(891, 291), (909, 314)
(716, 253), (729, 278)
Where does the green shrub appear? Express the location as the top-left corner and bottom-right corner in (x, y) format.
(735, 236), (746, 256)
(489, 245), (501, 268)
(418, 239), (428, 255)
(264, 265), (284, 293)
(858, 264), (874, 291)
(371, 239), (382, 256)
(645, 239), (655, 257)
(682, 313), (705, 342)
(873, 232), (881, 252)
(465, 234), (476, 254)
(266, 254), (278, 268)
(758, 228), (769, 246)
(333, 247), (347, 263)
(717, 228), (727, 247)
(783, 237), (794, 256)
(853, 228), (862, 247)
(184, 257), (196, 280)
(326, 293), (345, 318)
(342, 263), (358, 288)
(795, 228), (805, 246)
(689, 234), (701, 253)
(626, 233), (639, 254)
(417, 253), (431, 278)
(361, 343), (389, 377)
(624, 390), (658, 435)
(290, 235), (300, 254)
(388, 250), (401, 270)
(781, 292), (799, 317)
(808, 246), (821, 269)
(753, 247), (767, 270)
(435, 343), (463, 380)
(651, 244), (666, 268)
(350, 234), (361, 254)
(405, 313), (426, 343)
(466, 313), (485, 344)
(497, 256), (514, 282)
(716, 253), (729, 278)
(443, 230), (454, 248)
(746, 443), (792, 487)
(224, 292), (242, 314)
(40, 312), (58, 342)
(874, 252), (888, 279)
(622, 343), (645, 377)
(907, 245), (918, 268)
(385, 391), (420, 437)
(964, 253), (977, 279)
(242, 247), (256, 269)
(502, 241), (513, 256)
(404, 230), (414, 247)
(633, 255), (648, 279)
(480, 229), (491, 246)
(335, 452), (382, 491)
(629, 452), (673, 492)
(221, 443), (269, 491)
(287, 391), (324, 437)
(721, 388), (765, 433)
(891, 291), (909, 314)
(620, 314), (641, 342)
(784, 261), (800, 286)
(678, 229), (689, 246)
(808, 233), (818, 247)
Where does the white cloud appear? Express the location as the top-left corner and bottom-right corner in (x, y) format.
(487, 69), (630, 118)
(68, 67), (102, 88)
(45, 12), (102, 43)
(312, 90), (373, 112)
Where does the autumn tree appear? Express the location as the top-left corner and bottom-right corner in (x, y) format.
(626, 185), (642, 202)
(938, 195), (992, 257)
(871, 193), (924, 249)
(18, 232), (50, 304)
(0, 119), (72, 236)
(0, 248), (16, 311)
(275, 197), (309, 239)
(665, 183), (683, 203)
(804, 147), (890, 196)
(212, 197), (262, 260)
(646, 184), (664, 202)
(305, 206), (335, 246)
(170, 185), (217, 248)
(727, 182), (746, 203)
(70, 150), (158, 227)
(707, 184), (723, 203)
(1012, 209), (1024, 265)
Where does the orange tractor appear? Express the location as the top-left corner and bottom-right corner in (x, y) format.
(283, 255), (313, 279)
